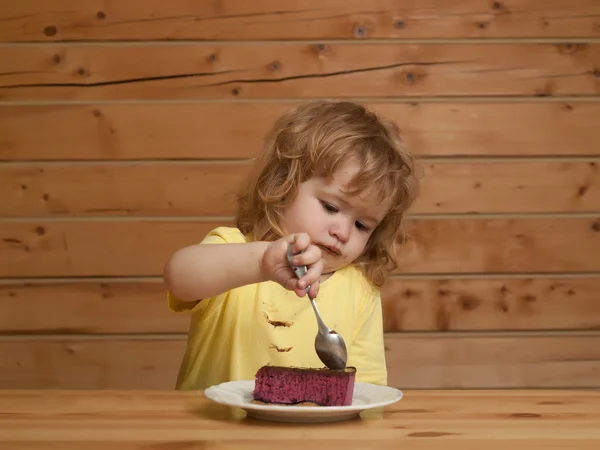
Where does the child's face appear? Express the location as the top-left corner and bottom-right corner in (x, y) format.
(281, 160), (392, 278)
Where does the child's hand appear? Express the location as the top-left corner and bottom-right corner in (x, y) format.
(262, 233), (323, 298)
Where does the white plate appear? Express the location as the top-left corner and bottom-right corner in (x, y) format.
(204, 380), (403, 423)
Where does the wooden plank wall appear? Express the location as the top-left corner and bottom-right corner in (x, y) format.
(1, 0), (600, 390)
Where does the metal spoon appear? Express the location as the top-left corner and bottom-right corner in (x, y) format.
(287, 244), (348, 370)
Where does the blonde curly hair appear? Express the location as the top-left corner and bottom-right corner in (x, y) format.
(236, 100), (419, 286)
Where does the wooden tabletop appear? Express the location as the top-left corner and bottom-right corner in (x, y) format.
(0, 389), (599, 449)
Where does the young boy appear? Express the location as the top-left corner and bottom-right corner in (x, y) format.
(163, 100), (419, 390)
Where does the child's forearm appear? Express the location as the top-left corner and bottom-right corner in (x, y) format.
(163, 242), (269, 301)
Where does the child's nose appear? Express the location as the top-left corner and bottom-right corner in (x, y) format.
(329, 219), (351, 243)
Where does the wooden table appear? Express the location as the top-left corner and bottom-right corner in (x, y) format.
(0, 390), (599, 449)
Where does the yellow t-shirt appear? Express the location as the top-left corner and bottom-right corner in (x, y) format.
(168, 227), (387, 390)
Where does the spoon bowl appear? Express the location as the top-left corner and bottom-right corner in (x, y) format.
(287, 245), (348, 370)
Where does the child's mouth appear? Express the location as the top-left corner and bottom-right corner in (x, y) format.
(317, 244), (341, 258)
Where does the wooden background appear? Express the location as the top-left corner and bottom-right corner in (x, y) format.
(1, 0), (600, 390)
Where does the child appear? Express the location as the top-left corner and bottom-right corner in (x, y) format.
(163, 100), (419, 390)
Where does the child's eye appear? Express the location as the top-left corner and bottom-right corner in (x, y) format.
(320, 201), (338, 213)
(355, 221), (369, 232)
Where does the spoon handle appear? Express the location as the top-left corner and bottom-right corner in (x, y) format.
(286, 245), (331, 336)
(305, 287), (331, 336)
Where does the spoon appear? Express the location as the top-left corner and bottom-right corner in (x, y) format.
(287, 244), (348, 370)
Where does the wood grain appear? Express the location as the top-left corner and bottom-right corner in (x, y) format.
(1, 277), (599, 334)
(0, 280), (188, 335)
(0, 333), (599, 389)
(0, 220), (220, 278)
(4, 441), (600, 450)
(0, 217), (599, 277)
(381, 277), (600, 331)
(404, 217), (600, 274)
(384, 332), (600, 389)
(0, 162), (245, 217)
(1, 0), (598, 41)
(1, 0), (599, 399)
(1, 43), (599, 100)
(0, 338), (184, 390)
(1, 391), (600, 450)
(2, 160), (599, 216)
(2, 102), (599, 160)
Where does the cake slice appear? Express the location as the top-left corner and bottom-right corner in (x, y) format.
(252, 365), (356, 406)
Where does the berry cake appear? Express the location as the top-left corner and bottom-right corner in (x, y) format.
(252, 365), (357, 406)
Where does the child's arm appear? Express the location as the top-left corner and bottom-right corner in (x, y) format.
(163, 232), (323, 302)
(163, 241), (268, 301)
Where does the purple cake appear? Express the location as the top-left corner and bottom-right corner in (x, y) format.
(252, 365), (357, 406)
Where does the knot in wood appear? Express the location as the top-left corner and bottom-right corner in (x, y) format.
(43, 25), (57, 37)
(353, 25), (367, 38)
(558, 43), (585, 54)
